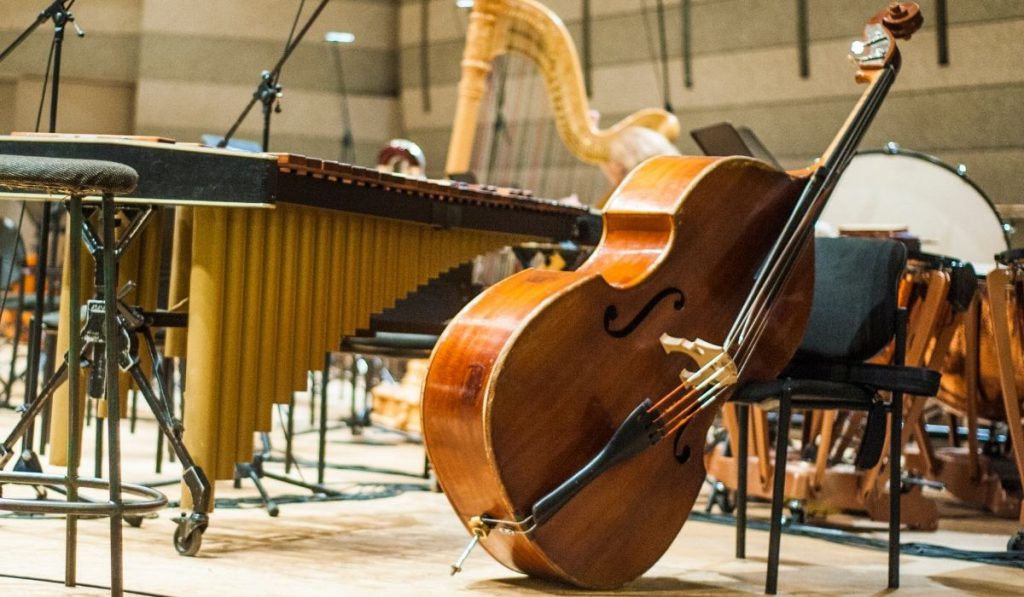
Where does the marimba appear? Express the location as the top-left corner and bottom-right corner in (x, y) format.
(0, 134), (599, 509)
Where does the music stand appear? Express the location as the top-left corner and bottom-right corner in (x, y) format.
(690, 122), (782, 169)
(214, 0), (348, 515)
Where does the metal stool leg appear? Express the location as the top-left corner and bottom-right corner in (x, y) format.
(94, 413), (104, 477)
(63, 194), (84, 587)
(101, 192), (125, 595)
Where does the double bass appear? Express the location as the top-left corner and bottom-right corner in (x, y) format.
(423, 3), (923, 589)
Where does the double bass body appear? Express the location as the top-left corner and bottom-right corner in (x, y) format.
(422, 156), (813, 588)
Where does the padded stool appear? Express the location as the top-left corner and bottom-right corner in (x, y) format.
(0, 154), (165, 593)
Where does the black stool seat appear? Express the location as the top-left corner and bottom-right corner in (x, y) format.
(0, 154), (138, 196)
(341, 332), (438, 358)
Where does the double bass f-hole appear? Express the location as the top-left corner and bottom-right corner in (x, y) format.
(672, 430), (693, 464)
(603, 288), (685, 338)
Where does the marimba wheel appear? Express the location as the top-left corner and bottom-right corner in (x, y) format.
(174, 520), (204, 556)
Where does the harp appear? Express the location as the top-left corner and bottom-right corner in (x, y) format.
(445, 0), (681, 177)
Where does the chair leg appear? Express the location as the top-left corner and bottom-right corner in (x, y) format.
(889, 307), (907, 589)
(766, 390), (791, 595)
(5, 287), (25, 406)
(889, 390), (902, 589)
(736, 403), (748, 559)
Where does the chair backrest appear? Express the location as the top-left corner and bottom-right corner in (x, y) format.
(0, 217), (23, 288)
(797, 236), (907, 361)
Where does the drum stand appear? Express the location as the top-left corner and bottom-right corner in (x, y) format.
(985, 264), (1024, 550)
(0, 205), (212, 555)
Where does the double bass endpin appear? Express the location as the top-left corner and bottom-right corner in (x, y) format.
(449, 516), (491, 575)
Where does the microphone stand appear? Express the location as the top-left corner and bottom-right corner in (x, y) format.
(217, 0), (332, 151)
(218, 0), (349, 517)
(328, 40), (355, 163)
(0, 0), (80, 65)
(0, 0), (84, 473)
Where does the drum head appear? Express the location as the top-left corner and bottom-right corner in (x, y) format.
(822, 149), (1009, 265)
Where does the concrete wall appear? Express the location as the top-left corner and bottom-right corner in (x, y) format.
(0, 0), (140, 134)
(0, 0), (402, 162)
(1, 1), (1021, 231)
(136, 0), (400, 160)
(398, 0), (1024, 229)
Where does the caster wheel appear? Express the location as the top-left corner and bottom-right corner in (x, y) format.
(783, 500), (806, 526)
(1008, 530), (1024, 552)
(174, 524), (203, 556)
(125, 515), (144, 528)
(715, 487), (736, 514)
(705, 481), (736, 514)
(268, 506), (280, 518)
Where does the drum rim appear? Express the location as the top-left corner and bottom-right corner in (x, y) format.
(858, 144), (1011, 252)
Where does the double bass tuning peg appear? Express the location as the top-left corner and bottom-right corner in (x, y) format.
(882, 1), (924, 39)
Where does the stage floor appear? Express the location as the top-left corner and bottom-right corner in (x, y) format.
(0, 396), (1021, 595)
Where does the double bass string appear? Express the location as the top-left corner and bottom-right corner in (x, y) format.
(589, 66), (898, 448)
(656, 100), (892, 425)
(639, 248), (806, 441)
(646, 353), (737, 437)
(730, 65), (897, 363)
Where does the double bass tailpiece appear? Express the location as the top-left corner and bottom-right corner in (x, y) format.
(450, 397), (668, 573)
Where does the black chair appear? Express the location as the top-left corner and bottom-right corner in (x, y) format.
(0, 216), (32, 406)
(730, 236), (941, 594)
(0, 216), (25, 295)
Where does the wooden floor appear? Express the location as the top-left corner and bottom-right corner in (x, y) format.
(0, 394), (1022, 595)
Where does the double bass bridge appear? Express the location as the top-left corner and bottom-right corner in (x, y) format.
(659, 334), (739, 389)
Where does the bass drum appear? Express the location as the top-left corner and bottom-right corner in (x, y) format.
(822, 144), (1015, 421)
(821, 144), (1010, 267)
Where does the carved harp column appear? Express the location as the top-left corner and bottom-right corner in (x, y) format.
(444, 0), (681, 176)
